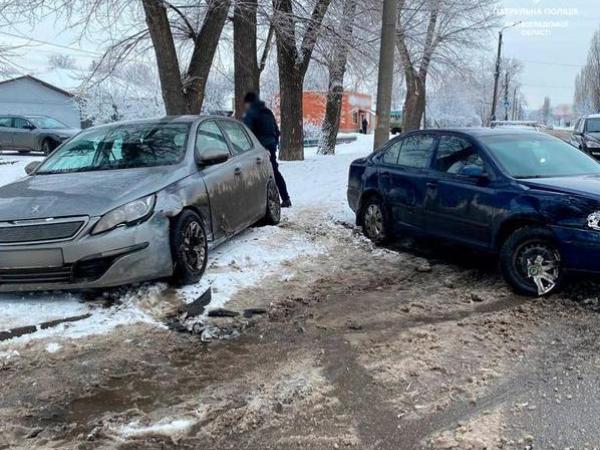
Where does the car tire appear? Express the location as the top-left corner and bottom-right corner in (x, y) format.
(41, 138), (56, 156)
(262, 180), (281, 226)
(499, 226), (562, 297)
(170, 210), (208, 285)
(360, 195), (391, 244)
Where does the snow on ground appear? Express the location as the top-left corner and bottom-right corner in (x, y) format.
(0, 135), (372, 344)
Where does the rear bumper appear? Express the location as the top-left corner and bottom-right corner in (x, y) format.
(0, 213), (173, 292)
(551, 225), (600, 272)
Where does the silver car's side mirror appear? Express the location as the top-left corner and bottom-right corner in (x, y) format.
(198, 148), (230, 166)
(25, 161), (41, 175)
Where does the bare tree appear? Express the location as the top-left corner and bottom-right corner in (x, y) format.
(317, 0), (358, 155)
(396, 0), (498, 132)
(232, 0), (275, 118)
(1, 0), (232, 115)
(272, 0), (332, 161)
(575, 28), (600, 115)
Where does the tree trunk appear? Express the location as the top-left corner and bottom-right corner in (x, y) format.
(318, 65), (345, 155)
(185, 0), (231, 113)
(278, 65), (304, 161)
(373, 0), (397, 150)
(273, 0), (332, 161)
(142, 0), (187, 115)
(318, 0), (357, 155)
(402, 75), (426, 131)
(233, 0), (260, 119)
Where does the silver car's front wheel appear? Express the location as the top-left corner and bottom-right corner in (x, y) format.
(170, 210), (208, 285)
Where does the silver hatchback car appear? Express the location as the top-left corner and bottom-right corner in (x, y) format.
(0, 116), (281, 292)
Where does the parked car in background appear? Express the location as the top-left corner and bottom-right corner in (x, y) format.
(0, 116), (280, 292)
(0, 115), (80, 155)
(348, 128), (600, 296)
(390, 110), (403, 135)
(490, 120), (551, 132)
(571, 114), (600, 158)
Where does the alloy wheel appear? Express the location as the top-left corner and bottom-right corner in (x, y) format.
(364, 203), (384, 240)
(515, 242), (560, 296)
(268, 182), (281, 222)
(180, 221), (206, 273)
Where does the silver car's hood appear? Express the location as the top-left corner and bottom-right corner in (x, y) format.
(0, 166), (193, 221)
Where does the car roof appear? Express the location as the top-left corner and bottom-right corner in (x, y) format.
(86, 115), (236, 130)
(414, 127), (548, 138)
(585, 114), (600, 119)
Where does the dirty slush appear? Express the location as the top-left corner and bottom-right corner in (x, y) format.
(2, 215), (600, 449)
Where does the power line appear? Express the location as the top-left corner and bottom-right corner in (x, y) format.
(0, 30), (101, 56)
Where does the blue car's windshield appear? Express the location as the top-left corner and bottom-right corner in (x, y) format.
(481, 133), (600, 179)
(37, 122), (190, 174)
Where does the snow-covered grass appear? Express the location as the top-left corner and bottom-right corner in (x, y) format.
(0, 135), (372, 344)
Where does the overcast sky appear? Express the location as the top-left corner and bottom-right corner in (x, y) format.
(500, 0), (598, 108)
(1, 0), (598, 111)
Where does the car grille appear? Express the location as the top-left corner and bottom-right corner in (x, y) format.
(0, 266), (74, 284)
(0, 219), (85, 244)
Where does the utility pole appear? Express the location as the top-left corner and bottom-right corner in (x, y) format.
(512, 86), (518, 120)
(504, 71), (510, 121)
(490, 22), (521, 125)
(490, 30), (503, 124)
(374, 0), (397, 150)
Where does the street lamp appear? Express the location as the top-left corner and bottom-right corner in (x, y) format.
(490, 21), (522, 124)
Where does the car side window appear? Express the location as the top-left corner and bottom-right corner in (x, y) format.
(381, 140), (402, 165)
(14, 118), (32, 129)
(0, 117), (12, 127)
(434, 135), (484, 175)
(219, 121), (253, 155)
(397, 135), (436, 169)
(196, 121), (230, 156)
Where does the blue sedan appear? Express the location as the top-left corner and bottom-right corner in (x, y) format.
(348, 128), (600, 296)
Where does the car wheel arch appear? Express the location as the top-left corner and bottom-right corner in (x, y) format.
(169, 206), (212, 241)
(495, 216), (552, 250)
(357, 190), (384, 226)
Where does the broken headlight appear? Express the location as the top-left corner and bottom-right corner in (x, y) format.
(587, 211), (600, 231)
(92, 195), (156, 235)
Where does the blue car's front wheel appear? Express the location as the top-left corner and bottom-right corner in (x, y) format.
(500, 226), (562, 297)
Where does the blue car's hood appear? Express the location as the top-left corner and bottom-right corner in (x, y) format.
(520, 174), (600, 199)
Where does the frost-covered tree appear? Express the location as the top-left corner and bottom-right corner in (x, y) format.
(396, 0), (499, 131)
(272, 0), (333, 160)
(574, 28), (600, 116)
(0, 0), (232, 115)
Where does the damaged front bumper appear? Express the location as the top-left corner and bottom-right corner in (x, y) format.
(551, 225), (600, 273)
(0, 212), (173, 292)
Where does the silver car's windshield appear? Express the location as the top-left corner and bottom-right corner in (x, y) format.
(36, 122), (190, 174)
(481, 134), (600, 179)
(26, 116), (69, 129)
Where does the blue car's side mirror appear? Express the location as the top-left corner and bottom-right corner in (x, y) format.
(460, 165), (486, 179)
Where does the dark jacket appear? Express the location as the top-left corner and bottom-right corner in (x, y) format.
(243, 101), (280, 149)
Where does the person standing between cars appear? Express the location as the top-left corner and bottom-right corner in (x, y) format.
(243, 92), (291, 208)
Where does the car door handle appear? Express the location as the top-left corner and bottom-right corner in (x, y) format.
(256, 157), (263, 165)
(234, 167), (242, 176)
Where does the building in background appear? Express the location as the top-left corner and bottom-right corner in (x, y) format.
(302, 91), (373, 133)
(0, 75), (81, 128)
